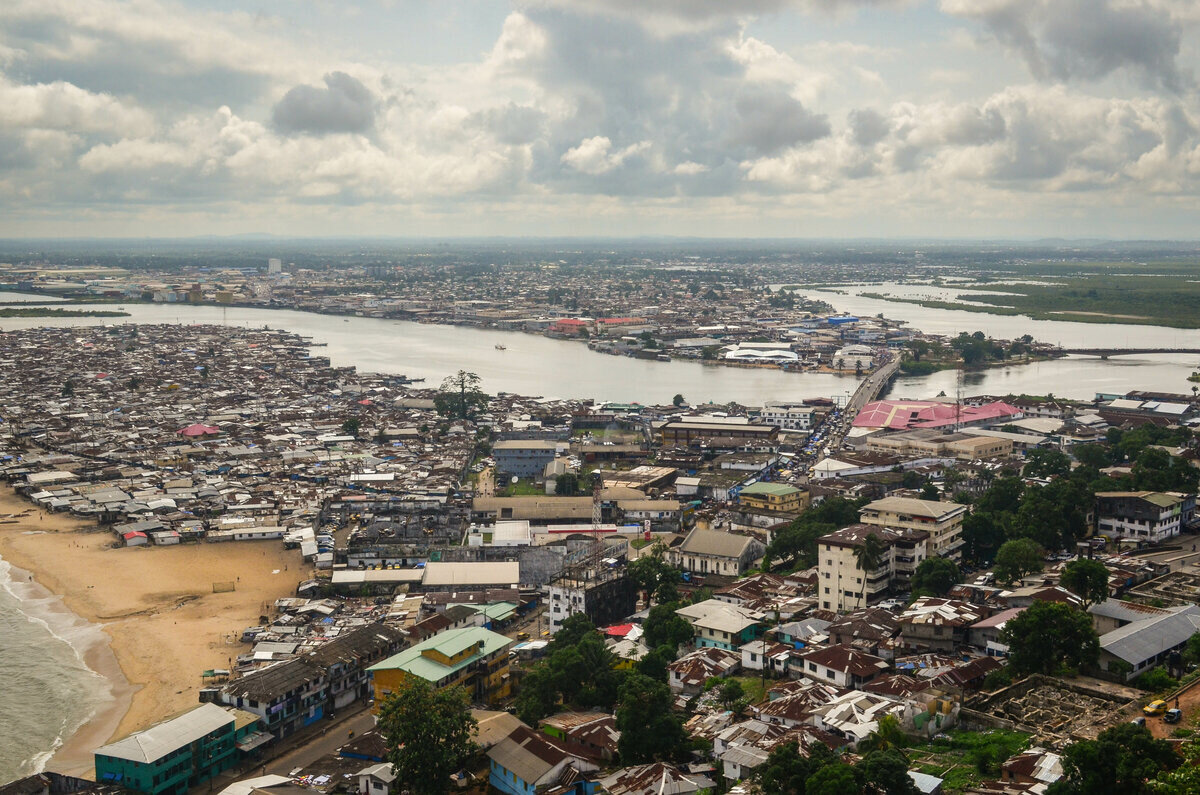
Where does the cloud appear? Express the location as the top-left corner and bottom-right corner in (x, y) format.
(942, 0), (1191, 91)
(732, 86), (831, 155)
(848, 108), (890, 146)
(0, 76), (154, 136)
(561, 136), (650, 175)
(272, 72), (377, 135)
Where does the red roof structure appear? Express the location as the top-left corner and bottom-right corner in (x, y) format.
(852, 399), (1022, 430)
(178, 423), (220, 437)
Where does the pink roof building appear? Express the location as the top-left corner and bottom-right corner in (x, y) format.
(852, 400), (1022, 430)
(178, 423), (220, 437)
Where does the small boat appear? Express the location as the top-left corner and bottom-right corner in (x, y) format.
(495, 344), (507, 350)
(343, 319), (350, 322)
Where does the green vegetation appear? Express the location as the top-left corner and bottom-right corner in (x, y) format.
(433, 369), (489, 419)
(498, 478), (543, 496)
(514, 614), (629, 725)
(1050, 722), (1179, 794)
(1059, 558), (1110, 608)
(764, 496), (870, 571)
(993, 538), (1045, 585)
(869, 264), (1200, 328)
(908, 729), (1031, 792)
(0, 307), (129, 317)
(377, 679), (477, 795)
(1002, 601), (1099, 676)
(911, 557), (963, 597)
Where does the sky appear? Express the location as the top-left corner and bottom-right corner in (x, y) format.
(2, 0), (1200, 239)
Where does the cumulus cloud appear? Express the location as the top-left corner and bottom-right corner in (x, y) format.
(733, 86), (831, 155)
(943, 0), (1191, 91)
(561, 136), (650, 175)
(272, 72), (377, 135)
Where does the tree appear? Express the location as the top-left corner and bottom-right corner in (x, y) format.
(1060, 559), (1110, 608)
(717, 678), (747, 712)
(554, 472), (580, 495)
(993, 538), (1044, 585)
(672, 393), (686, 407)
(1182, 631), (1200, 666)
(433, 370), (489, 419)
(62, 380), (74, 397)
(616, 674), (687, 764)
(911, 557), (962, 597)
(961, 513), (1006, 564)
(909, 339), (930, 362)
(857, 714), (908, 755)
(1049, 722), (1179, 795)
(1073, 443), (1112, 470)
(1024, 448), (1071, 479)
(341, 417), (361, 438)
(514, 663), (561, 724)
(853, 532), (886, 575)
(377, 679), (477, 795)
(1002, 601), (1099, 676)
(901, 470), (925, 490)
(859, 749), (919, 794)
(628, 549), (673, 597)
(807, 762), (860, 795)
(1151, 734), (1200, 793)
(920, 482), (940, 500)
(643, 603), (694, 650)
(755, 742), (837, 795)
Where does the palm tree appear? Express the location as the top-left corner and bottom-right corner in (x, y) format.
(836, 357), (846, 371)
(858, 714), (908, 755)
(853, 533), (887, 609)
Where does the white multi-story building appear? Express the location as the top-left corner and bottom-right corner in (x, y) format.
(859, 497), (967, 560)
(759, 404), (817, 431)
(816, 524), (930, 613)
(1095, 491), (1196, 544)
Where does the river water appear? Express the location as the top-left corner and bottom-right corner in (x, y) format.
(0, 294), (1196, 402)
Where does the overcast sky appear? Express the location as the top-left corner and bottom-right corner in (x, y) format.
(2, 0), (1199, 239)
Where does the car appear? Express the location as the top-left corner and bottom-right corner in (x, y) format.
(1130, 716), (1147, 727)
(1144, 700), (1169, 716)
(1165, 708), (1183, 724)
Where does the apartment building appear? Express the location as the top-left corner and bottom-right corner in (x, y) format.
(1095, 491), (1196, 544)
(859, 497), (968, 560)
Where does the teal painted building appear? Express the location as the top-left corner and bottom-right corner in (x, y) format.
(95, 703), (264, 795)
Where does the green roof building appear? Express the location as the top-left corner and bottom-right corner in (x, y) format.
(368, 626), (514, 710)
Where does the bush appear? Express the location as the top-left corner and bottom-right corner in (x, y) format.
(983, 667), (1013, 691)
(1135, 667), (1179, 694)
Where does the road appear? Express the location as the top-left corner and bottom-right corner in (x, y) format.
(265, 710), (378, 775)
(825, 353), (900, 450)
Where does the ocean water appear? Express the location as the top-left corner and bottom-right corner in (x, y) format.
(0, 556), (115, 782)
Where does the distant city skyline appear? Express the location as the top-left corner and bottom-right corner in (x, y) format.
(2, 1), (1199, 239)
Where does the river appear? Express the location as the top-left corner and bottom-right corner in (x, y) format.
(0, 294), (1196, 402)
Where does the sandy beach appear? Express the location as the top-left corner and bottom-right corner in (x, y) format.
(0, 488), (311, 776)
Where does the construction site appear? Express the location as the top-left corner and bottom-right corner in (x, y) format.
(961, 675), (1144, 745)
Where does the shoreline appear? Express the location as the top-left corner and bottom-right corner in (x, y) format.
(0, 554), (134, 778)
(0, 487), (310, 777)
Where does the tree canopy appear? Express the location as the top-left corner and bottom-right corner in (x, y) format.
(433, 370), (489, 419)
(615, 673), (688, 764)
(377, 679), (477, 795)
(993, 538), (1044, 586)
(1048, 722), (1179, 795)
(911, 557), (962, 597)
(1002, 601), (1099, 677)
(1060, 558), (1110, 608)
(765, 497), (870, 571)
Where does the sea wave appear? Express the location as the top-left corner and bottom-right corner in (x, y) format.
(0, 557), (115, 781)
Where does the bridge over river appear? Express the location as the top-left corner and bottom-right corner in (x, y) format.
(1056, 348), (1200, 359)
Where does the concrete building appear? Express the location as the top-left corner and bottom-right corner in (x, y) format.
(817, 524), (920, 613)
(670, 528), (765, 578)
(675, 599), (768, 651)
(493, 440), (565, 479)
(737, 482), (809, 514)
(547, 567), (638, 634)
(1094, 491), (1196, 544)
(368, 626), (513, 707)
(657, 421), (779, 449)
(759, 405), (817, 431)
(94, 704), (263, 795)
(859, 497), (967, 560)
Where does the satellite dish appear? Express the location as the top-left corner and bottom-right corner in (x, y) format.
(511, 476), (518, 484)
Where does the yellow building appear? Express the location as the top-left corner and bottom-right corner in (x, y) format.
(368, 626), (513, 711)
(738, 482), (809, 513)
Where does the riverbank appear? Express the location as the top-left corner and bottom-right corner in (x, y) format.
(0, 308), (128, 318)
(857, 291), (1200, 329)
(0, 488), (308, 775)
